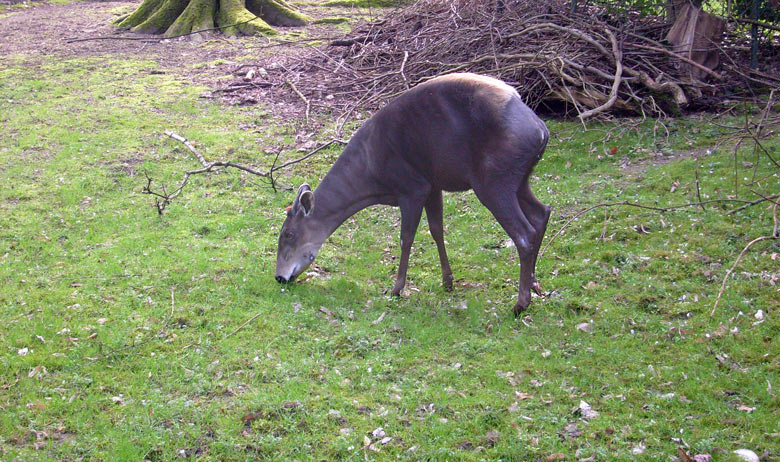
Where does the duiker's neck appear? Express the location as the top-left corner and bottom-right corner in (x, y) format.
(309, 144), (389, 240)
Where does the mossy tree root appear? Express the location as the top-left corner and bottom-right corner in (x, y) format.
(130, 0), (189, 34)
(116, 0), (165, 29)
(117, 0), (310, 37)
(165, 0), (218, 37)
(217, 0), (275, 36)
(247, 0), (311, 27)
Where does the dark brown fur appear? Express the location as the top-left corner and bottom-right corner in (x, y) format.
(276, 73), (550, 314)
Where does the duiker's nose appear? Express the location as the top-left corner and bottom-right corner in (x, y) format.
(276, 275), (287, 283)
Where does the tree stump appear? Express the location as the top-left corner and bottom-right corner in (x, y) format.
(666, 3), (726, 81)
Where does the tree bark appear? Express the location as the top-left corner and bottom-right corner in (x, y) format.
(117, 0), (311, 37)
(666, 3), (726, 81)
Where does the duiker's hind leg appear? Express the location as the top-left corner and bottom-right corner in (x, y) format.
(516, 182), (551, 294)
(425, 190), (454, 291)
(472, 181), (538, 315)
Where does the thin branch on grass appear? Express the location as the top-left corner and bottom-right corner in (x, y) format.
(711, 198), (779, 317)
(539, 198), (757, 259)
(141, 131), (346, 214)
(226, 311), (264, 338)
(286, 80), (311, 125)
(727, 193), (780, 214)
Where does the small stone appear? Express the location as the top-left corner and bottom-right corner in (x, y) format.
(733, 449), (759, 462)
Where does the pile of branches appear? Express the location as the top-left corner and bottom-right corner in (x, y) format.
(223, 0), (777, 123)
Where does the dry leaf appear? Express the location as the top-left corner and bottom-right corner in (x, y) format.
(372, 311), (386, 325)
(561, 423), (582, 439)
(576, 322), (593, 334)
(707, 324), (729, 338)
(575, 400), (599, 420)
(28, 366), (47, 378)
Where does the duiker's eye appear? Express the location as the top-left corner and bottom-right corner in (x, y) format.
(284, 231), (295, 239)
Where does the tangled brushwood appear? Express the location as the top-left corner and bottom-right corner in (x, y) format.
(224, 0), (778, 121)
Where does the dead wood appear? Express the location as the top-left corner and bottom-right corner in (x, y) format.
(225, 0), (776, 122)
(141, 131), (346, 214)
(666, 3), (726, 81)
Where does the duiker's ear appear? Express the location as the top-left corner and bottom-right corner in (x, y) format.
(299, 190), (315, 216)
(292, 184), (313, 215)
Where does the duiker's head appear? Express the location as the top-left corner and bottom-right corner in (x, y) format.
(275, 184), (321, 284)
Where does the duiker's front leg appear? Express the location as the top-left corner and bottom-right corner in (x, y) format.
(391, 195), (426, 296)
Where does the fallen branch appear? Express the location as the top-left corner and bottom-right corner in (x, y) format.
(727, 193), (780, 214)
(226, 311), (264, 338)
(286, 80), (311, 125)
(578, 28), (623, 120)
(539, 198), (755, 259)
(711, 198), (779, 317)
(141, 131), (346, 214)
(228, 0), (767, 122)
(632, 43), (724, 81)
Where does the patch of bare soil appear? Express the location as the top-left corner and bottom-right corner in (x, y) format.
(0, 2), (222, 71)
(0, 0), (360, 83)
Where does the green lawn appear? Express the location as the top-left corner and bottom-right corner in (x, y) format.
(1, 40), (778, 462)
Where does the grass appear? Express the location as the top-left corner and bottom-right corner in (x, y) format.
(1, 36), (779, 462)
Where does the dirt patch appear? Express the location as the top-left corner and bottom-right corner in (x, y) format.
(0, 1), (244, 71)
(0, 0), (366, 81)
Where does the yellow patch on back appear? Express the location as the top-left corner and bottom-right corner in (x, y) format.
(424, 73), (517, 107)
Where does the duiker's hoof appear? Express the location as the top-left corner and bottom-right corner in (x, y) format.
(513, 303), (528, 317)
(531, 281), (543, 296)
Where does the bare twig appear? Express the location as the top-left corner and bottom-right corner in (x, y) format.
(578, 28), (623, 120)
(286, 80), (311, 125)
(142, 132), (347, 214)
(164, 130), (208, 167)
(727, 193), (780, 214)
(711, 199), (779, 317)
(227, 0), (765, 123)
(539, 198), (755, 259)
(269, 138), (347, 172)
(226, 311), (264, 338)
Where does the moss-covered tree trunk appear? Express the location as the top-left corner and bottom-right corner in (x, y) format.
(117, 0), (310, 37)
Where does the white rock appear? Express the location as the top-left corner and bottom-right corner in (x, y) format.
(733, 449), (759, 462)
